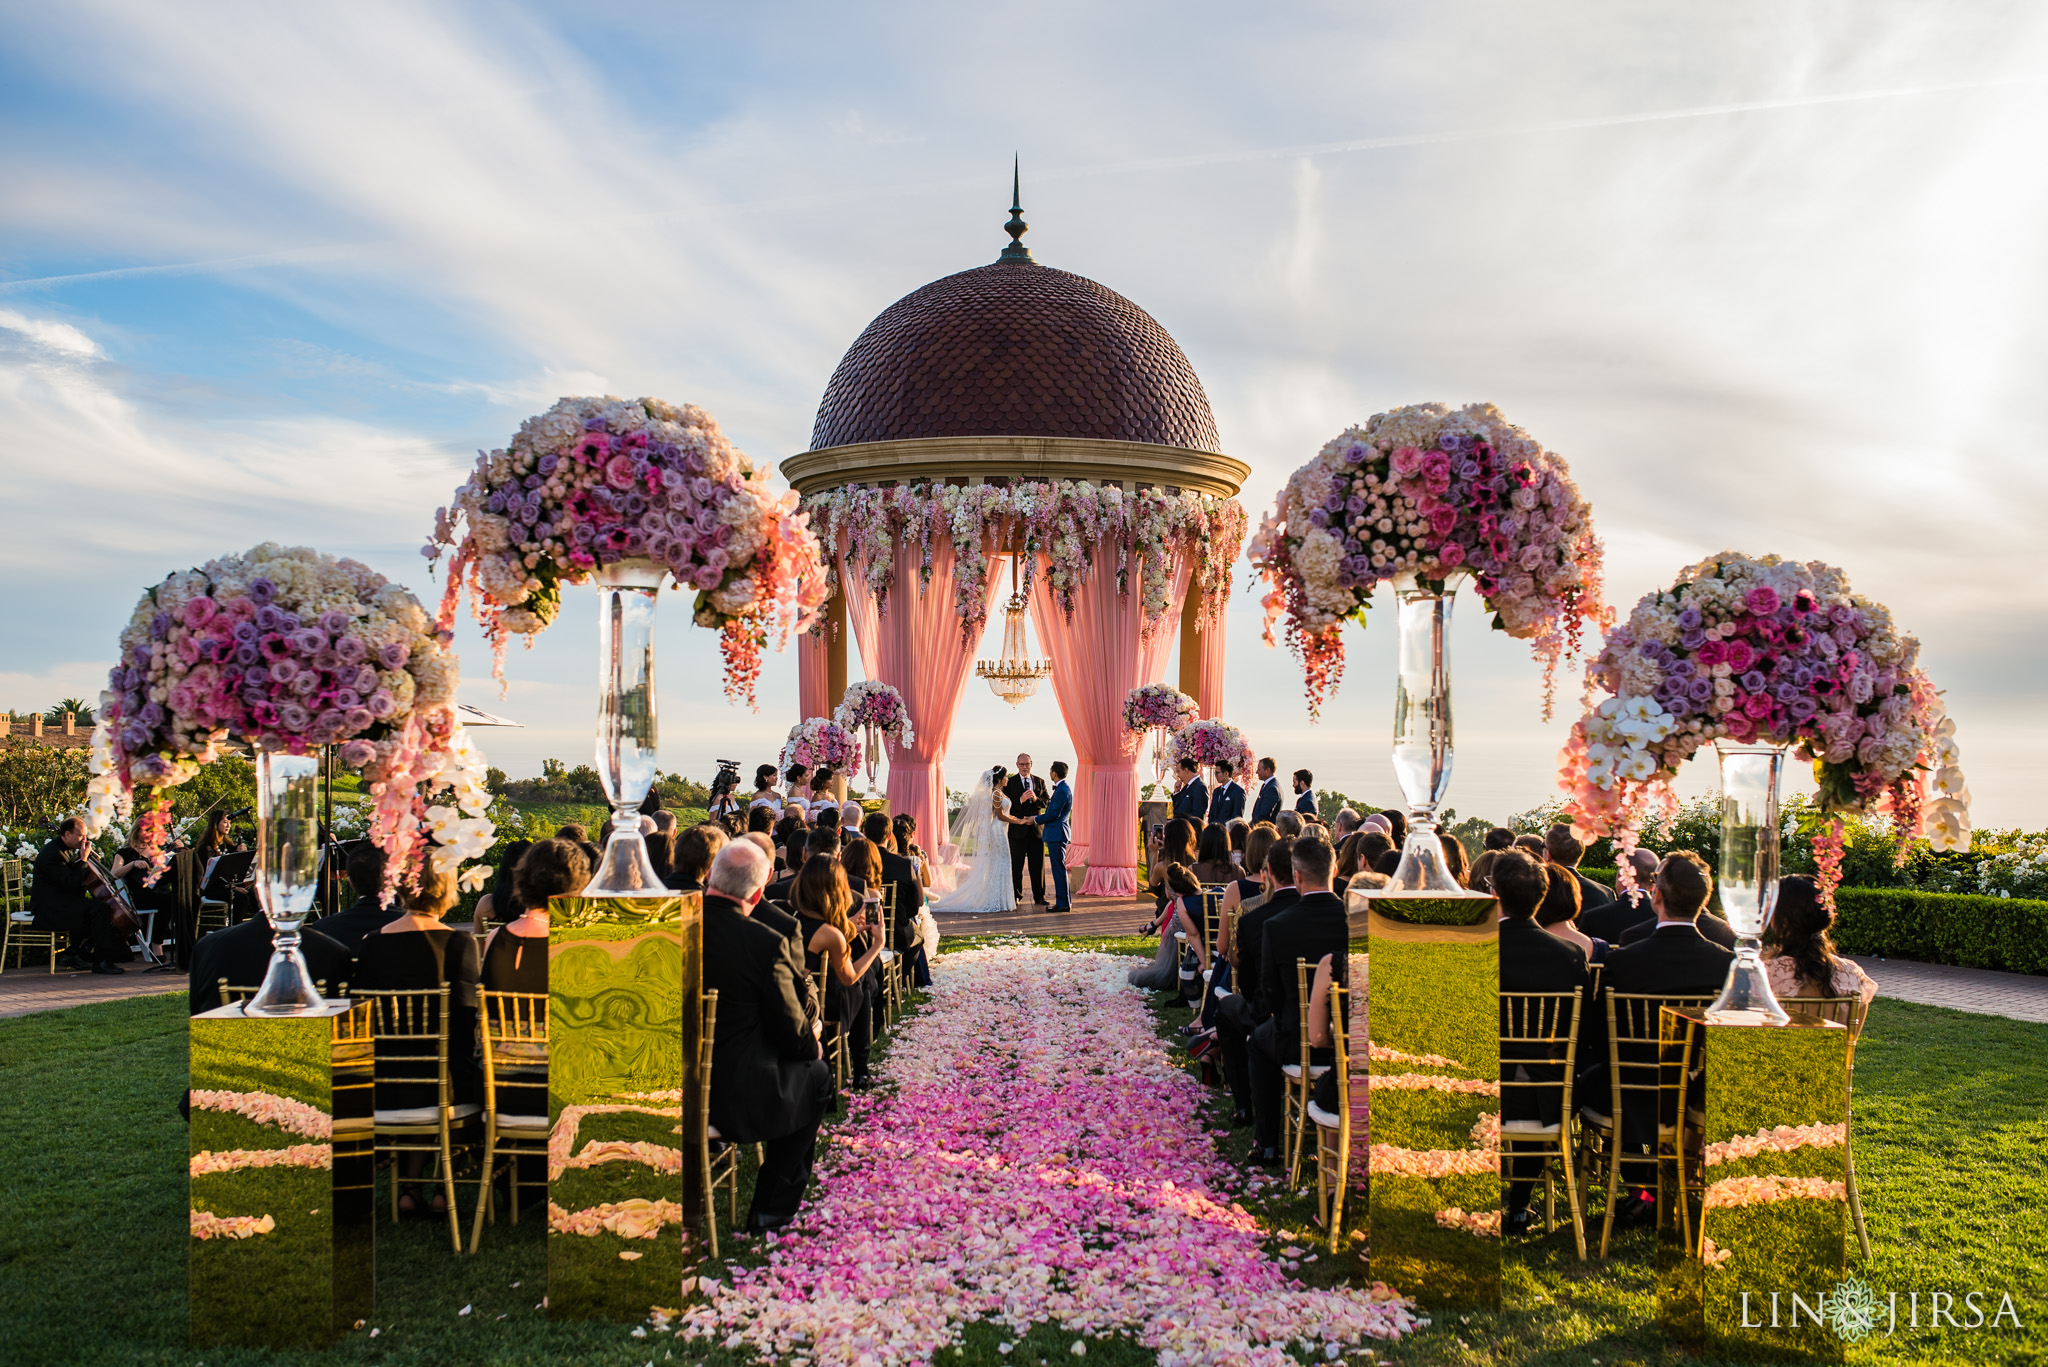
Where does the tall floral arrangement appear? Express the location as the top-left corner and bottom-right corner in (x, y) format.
(804, 481), (1246, 646)
(82, 544), (493, 898)
(1168, 719), (1256, 778)
(833, 681), (915, 755)
(1250, 403), (1607, 716)
(428, 395), (828, 708)
(1557, 551), (1968, 902)
(780, 718), (859, 777)
(1123, 684), (1198, 745)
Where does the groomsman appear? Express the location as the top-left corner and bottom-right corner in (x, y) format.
(1207, 761), (1246, 823)
(1292, 768), (1318, 815)
(1250, 757), (1283, 826)
(1170, 759), (1208, 821)
(1035, 762), (1073, 911)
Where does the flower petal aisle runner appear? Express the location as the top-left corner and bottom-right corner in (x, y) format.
(681, 947), (1419, 1365)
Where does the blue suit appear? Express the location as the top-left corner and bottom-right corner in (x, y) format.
(1208, 780), (1245, 824)
(1294, 789), (1317, 815)
(1250, 776), (1282, 826)
(1171, 777), (1208, 822)
(1035, 779), (1073, 909)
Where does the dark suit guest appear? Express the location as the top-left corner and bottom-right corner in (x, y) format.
(766, 825), (865, 904)
(667, 823), (727, 893)
(354, 861), (481, 1220)
(1545, 825), (1616, 913)
(1215, 837), (1298, 1126)
(1492, 850), (1590, 1233)
(30, 816), (120, 972)
(1250, 758), (1283, 827)
(1003, 756), (1050, 906)
(1594, 850), (1735, 1226)
(189, 906), (353, 1014)
(1578, 846), (1661, 943)
(702, 841), (832, 1230)
(1247, 832), (1346, 1163)
(1170, 759), (1208, 822)
(1617, 904), (1738, 950)
(1206, 761), (1246, 824)
(309, 845), (405, 955)
(1291, 768), (1317, 816)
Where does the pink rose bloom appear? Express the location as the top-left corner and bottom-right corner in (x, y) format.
(1390, 446), (1423, 476)
(176, 635), (202, 665)
(1723, 641), (1755, 672)
(1696, 641), (1725, 667)
(1725, 714), (1757, 743)
(1746, 586), (1780, 616)
(1437, 541), (1466, 567)
(1742, 693), (1774, 720)
(604, 454), (637, 490)
(1428, 507), (1459, 536)
(339, 739), (377, 766)
(184, 596), (217, 627)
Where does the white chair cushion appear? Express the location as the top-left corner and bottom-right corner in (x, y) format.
(1306, 1100), (1343, 1129)
(1501, 1118), (1562, 1136)
(375, 1102), (481, 1126)
(706, 1123), (723, 1141)
(1281, 1063), (1333, 1080)
(1580, 1105), (1612, 1129)
(495, 1113), (550, 1134)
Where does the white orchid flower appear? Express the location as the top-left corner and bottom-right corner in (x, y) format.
(424, 805), (462, 841)
(1931, 767), (1969, 799)
(458, 864), (492, 892)
(1925, 800), (1969, 852)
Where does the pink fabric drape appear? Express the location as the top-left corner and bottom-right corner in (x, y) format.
(1029, 554), (1192, 896)
(1193, 595), (1228, 720)
(843, 538), (996, 853)
(797, 628), (831, 724)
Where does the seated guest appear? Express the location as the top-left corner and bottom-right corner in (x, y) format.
(1147, 818), (1199, 918)
(1217, 823), (1277, 965)
(32, 815), (123, 973)
(1546, 825), (1616, 912)
(1377, 809), (1408, 848)
(1273, 810), (1304, 839)
(1372, 848), (1401, 877)
(862, 812), (929, 985)
(1535, 863), (1606, 964)
(483, 838), (585, 996)
(354, 861), (481, 1220)
(1192, 822), (1237, 887)
(1493, 850), (1591, 1234)
(1247, 831), (1346, 1166)
(790, 855), (884, 1086)
(747, 804), (777, 837)
(471, 839), (531, 935)
(1616, 896), (1737, 950)
(313, 846), (405, 954)
(1595, 850), (1735, 1227)
(1227, 819), (1249, 864)
(1579, 847), (1662, 942)
(1130, 865), (1204, 991)
(1764, 875), (1878, 1029)
(1468, 826), (1518, 892)
(702, 841), (832, 1231)
(1512, 833), (1547, 857)
(893, 813), (932, 893)
(767, 825), (864, 903)
(772, 809), (809, 876)
(836, 800), (864, 841)
(1441, 833), (1471, 887)
(646, 815), (677, 886)
(839, 836), (886, 919)
(189, 895), (354, 1015)
(555, 822), (600, 868)
(668, 823), (727, 893)
(1331, 808), (1362, 841)
(1217, 837), (1298, 1127)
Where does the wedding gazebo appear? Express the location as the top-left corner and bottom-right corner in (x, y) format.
(785, 189), (1249, 894)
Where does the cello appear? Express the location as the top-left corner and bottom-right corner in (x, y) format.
(78, 849), (142, 937)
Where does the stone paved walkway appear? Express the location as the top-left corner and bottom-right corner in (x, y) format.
(0, 964), (186, 1019)
(1849, 955), (2048, 1025)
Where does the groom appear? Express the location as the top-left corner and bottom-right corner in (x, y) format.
(1035, 761), (1073, 911)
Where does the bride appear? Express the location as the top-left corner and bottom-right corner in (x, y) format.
(930, 766), (1021, 914)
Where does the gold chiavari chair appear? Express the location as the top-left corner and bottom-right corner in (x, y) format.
(218, 979), (337, 1006)
(873, 883), (901, 1029)
(2, 858), (60, 972)
(1284, 958), (1333, 1187)
(357, 985), (481, 1252)
(1500, 989), (1588, 1258)
(469, 990), (549, 1254)
(1307, 982), (1353, 1252)
(1781, 993), (1873, 1258)
(815, 966), (851, 1094)
(1579, 992), (1713, 1257)
(699, 989), (740, 1259)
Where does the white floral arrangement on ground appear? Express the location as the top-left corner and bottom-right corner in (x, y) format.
(84, 543), (492, 899)
(1557, 551), (1966, 903)
(1250, 403), (1608, 717)
(1977, 841), (2048, 901)
(1168, 719), (1256, 778)
(780, 717), (859, 776)
(832, 680), (915, 758)
(428, 395), (828, 707)
(804, 480), (1247, 646)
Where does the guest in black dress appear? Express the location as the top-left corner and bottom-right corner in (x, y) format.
(1217, 823), (1277, 966)
(355, 859), (481, 1219)
(790, 856), (884, 1085)
(483, 838), (584, 997)
(471, 839), (530, 935)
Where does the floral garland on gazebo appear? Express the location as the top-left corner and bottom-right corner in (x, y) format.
(803, 481), (1247, 643)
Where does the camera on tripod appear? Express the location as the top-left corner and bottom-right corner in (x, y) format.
(709, 759), (742, 803)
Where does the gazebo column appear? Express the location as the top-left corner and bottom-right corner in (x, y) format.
(796, 580), (851, 727)
(1178, 570), (1226, 719)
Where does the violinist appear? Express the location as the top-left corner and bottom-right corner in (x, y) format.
(31, 816), (121, 974)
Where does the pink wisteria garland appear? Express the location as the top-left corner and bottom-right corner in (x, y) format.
(678, 947), (1419, 1365)
(804, 481), (1247, 647)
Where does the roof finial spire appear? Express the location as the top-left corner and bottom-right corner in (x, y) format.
(1000, 154), (1034, 263)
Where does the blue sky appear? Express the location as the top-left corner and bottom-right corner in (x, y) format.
(3, 1), (2045, 828)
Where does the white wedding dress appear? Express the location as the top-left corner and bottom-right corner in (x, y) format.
(929, 768), (1017, 915)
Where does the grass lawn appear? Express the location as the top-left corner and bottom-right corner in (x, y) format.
(0, 939), (2041, 1365)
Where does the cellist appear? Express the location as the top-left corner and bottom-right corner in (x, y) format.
(30, 816), (122, 974)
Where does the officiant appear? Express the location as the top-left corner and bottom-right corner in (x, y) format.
(1004, 754), (1050, 907)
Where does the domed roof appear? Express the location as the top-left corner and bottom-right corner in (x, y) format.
(809, 257), (1222, 454)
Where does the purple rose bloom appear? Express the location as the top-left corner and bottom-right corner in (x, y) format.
(333, 687), (361, 710)
(1687, 678), (1715, 702)
(1437, 432), (1461, 452)
(279, 704), (311, 732)
(149, 610), (171, 639)
(1669, 659), (1695, 680)
(1680, 628), (1706, 650)
(378, 643), (409, 670)
(1676, 606), (1703, 630)
(487, 491), (507, 513)
(367, 690), (396, 718)
(340, 738), (377, 767)
(1456, 459), (1480, 480)
(334, 636), (366, 665)
(316, 610), (347, 634)
(290, 672), (319, 697)
(573, 523), (596, 546)
(1741, 670), (1767, 693)
(1307, 508), (1330, 528)
(121, 720), (151, 749)
(138, 701), (165, 727)
(254, 605), (284, 632)
(583, 416), (608, 432)
(313, 708), (346, 736)
(538, 452), (560, 475)
(1342, 443), (1367, 465)
(313, 649), (343, 674)
(624, 494), (646, 517)
(1345, 495), (1367, 515)
(235, 643), (261, 666)
(270, 659), (298, 684)
(248, 577), (276, 605)
(344, 707), (374, 732)
(691, 477), (716, 503)
(1666, 696), (1694, 719)
(289, 628), (324, 654)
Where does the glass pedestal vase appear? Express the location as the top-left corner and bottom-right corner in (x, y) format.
(864, 724), (881, 799)
(1708, 743), (1790, 1025)
(585, 558), (667, 897)
(1383, 579), (1472, 895)
(245, 749), (326, 1015)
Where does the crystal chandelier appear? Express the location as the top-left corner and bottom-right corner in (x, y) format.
(975, 559), (1052, 707)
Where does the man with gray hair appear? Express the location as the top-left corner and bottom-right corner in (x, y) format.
(1332, 808), (1362, 841)
(702, 840), (831, 1231)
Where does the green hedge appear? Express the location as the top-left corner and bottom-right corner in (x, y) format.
(1581, 866), (1616, 887)
(1832, 888), (2048, 977)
